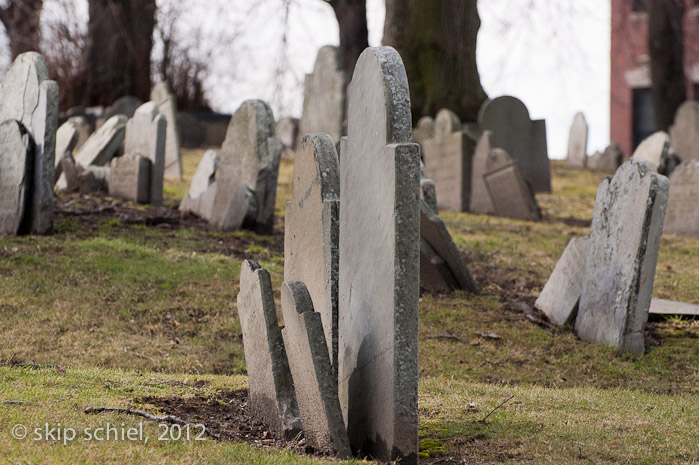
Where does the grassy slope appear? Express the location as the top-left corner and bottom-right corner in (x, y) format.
(0, 153), (697, 464)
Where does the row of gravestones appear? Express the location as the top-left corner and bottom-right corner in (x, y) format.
(566, 112), (623, 171)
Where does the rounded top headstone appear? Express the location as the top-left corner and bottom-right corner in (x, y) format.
(631, 131), (670, 168)
(293, 134), (339, 204)
(478, 95), (530, 127)
(434, 109), (461, 138)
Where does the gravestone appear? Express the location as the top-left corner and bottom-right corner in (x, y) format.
(74, 115), (127, 167)
(276, 117), (299, 151)
(0, 120), (33, 234)
(631, 131), (670, 168)
(211, 99), (281, 234)
(108, 154), (151, 203)
(669, 100), (699, 162)
(237, 260), (302, 439)
(0, 52), (58, 234)
(575, 159), (669, 355)
(54, 120), (79, 183)
(478, 96), (551, 193)
(535, 236), (589, 325)
(101, 96), (141, 126)
(588, 142), (623, 172)
(298, 45), (346, 146)
(412, 116), (434, 147)
(419, 161), (438, 213)
(649, 299), (699, 317)
(179, 150), (218, 221)
(422, 109), (474, 211)
(663, 160), (699, 237)
(151, 82), (182, 179)
(280, 282), (351, 457)
(338, 47), (419, 464)
(284, 134), (340, 374)
(68, 115), (92, 150)
(483, 148), (541, 221)
(60, 153), (109, 194)
(469, 131), (495, 214)
(124, 102), (166, 205)
(566, 112), (588, 168)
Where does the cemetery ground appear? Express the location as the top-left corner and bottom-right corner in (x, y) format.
(0, 151), (697, 464)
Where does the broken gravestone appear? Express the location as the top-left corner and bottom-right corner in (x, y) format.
(179, 150), (218, 221)
(469, 131), (495, 214)
(108, 154), (151, 204)
(151, 82), (182, 179)
(0, 120), (33, 234)
(54, 120), (79, 183)
(338, 46), (419, 464)
(669, 100), (699, 163)
(663, 160), (699, 237)
(60, 153), (109, 194)
(124, 102), (167, 205)
(237, 260), (301, 439)
(483, 148), (541, 221)
(74, 115), (127, 167)
(566, 112), (588, 168)
(587, 142), (623, 172)
(575, 159), (669, 355)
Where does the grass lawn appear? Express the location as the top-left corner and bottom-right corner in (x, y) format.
(0, 152), (697, 464)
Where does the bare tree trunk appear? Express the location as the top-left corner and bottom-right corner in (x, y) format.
(326, 0), (369, 77)
(0, 0), (43, 58)
(648, 0), (686, 131)
(383, 0), (487, 123)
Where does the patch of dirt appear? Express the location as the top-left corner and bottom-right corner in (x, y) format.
(542, 214), (592, 228)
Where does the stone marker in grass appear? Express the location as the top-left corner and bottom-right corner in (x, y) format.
(124, 102), (167, 206)
(566, 112), (588, 168)
(412, 115), (434, 147)
(0, 120), (33, 234)
(469, 130), (495, 214)
(669, 100), (699, 163)
(151, 82), (182, 179)
(630, 131), (670, 169)
(663, 160), (699, 237)
(483, 148), (541, 221)
(54, 120), (79, 183)
(179, 150), (218, 221)
(108, 154), (151, 204)
(74, 115), (127, 168)
(587, 142), (623, 172)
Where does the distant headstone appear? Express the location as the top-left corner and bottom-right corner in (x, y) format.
(108, 154), (151, 204)
(422, 109), (474, 211)
(587, 142), (623, 171)
(412, 116), (434, 147)
(211, 100), (281, 234)
(566, 112), (588, 168)
(663, 160), (699, 237)
(575, 159), (669, 355)
(535, 236), (589, 326)
(631, 131), (670, 168)
(280, 282), (351, 457)
(74, 115), (127, 167)
(101, 96), (142, 125)
(419, 161), (438, 213)
(669, 100), (699, 162)
(478, 96), (551, 193)
(150, 82), (182, 179)
(298, 45), (346, 145)
(469, 131), (495, 214)
(276, 117), (299, 151)
(124, 102), (166, 205)
(0, 52), (58, 234)
(67, 115), (92, 150)
(484, 148), (541, 221)
(179, 150), (218, 221)
(338, 47), (419, 464)
(237, 260), (302, 439)
(0, 120), (33, 234)
(60, 153), (109, 194)
(54, 120), (79, 183)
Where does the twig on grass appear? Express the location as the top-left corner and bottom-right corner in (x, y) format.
(479, 395), (515, 424)
(84, 407), (219, 439)
(425, 334), (465, 343)
(2, 396), (71, 405)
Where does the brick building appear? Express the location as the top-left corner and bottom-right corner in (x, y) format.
(611, 0), (699, 156)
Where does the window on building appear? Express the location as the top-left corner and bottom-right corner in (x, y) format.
(632, 88), (655, 150)
(632, 0), (648, 12)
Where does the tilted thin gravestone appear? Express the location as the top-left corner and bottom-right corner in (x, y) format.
(74, 115), (127, 167)
(298, 45), (346, 146)
(535, 236), (589, 326)
(587, 142), (623, 172)
(54, 120), (79, 183)
(108, 154), (151, 204)
(284, 134), (340, 374)
(68, 115), (91, 150)
(179, 150), (218, 221)
(575, 159), (669, 355)
(470, 130), (495, 214)
(338, 46), (420, 464)
(483, 148), (541, 221)
(566, 112), (588, 168)
(663, 160), (699, 237)
(211, 100), (281, 234)
(412, 115), (434, 147)
(280, 281), (351, 457)
(0, 120), (33, 234)
(151, 82), (182, 179)
(631, 131), (670, 168)
(478, 96), (551, 193)
(237, 260), (302, 439)
(669, 100), (699, 162)
(0, 52), (58, 234)
(124, 102), (166, 205)
(422, 109), (474, 211)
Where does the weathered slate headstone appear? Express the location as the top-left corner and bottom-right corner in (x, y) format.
(663, 160), (699, 237)
(108, 154), (151, 203)
(124, 102), (166, 205)
(101, 96), (142, 125)
(669, 100), (699, 162)
(422, 109), (474, 211)
(338, 46), (419, 464)
(0, 52), (58, 234)
(535, 236), (589, 326)
(469, 130), (495, 214)
(284, 134), (340, 373)
(587, 142), (623, 172)
(54, 120), (79, 183)
(237, 260), (302, 439)
(151, 82), (182, 179)
(298, 45), (346, 146)
(575, 159), (669, 355)
(412, 115), (434, 147)
(483, 148), (541, 221)
(631, 131), (670, 168)
(478, 96), (551, 193)
(74, 115), (127, 167)
(280, 281), (351, 457)
(211, 100), (281, 234)
(179, 150), (218, 221)
(276, 117), (299, 151)
(566, 112), (588, 168)
(0, 120), (33, 234)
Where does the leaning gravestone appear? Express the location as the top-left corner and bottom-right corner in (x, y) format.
(422, 109), (474, 211)
(0, 120), (33, 234)
(338, 46), (419, 464)
(0, 52), (58, 234)
(484, 148), (541, 221)
(237, 260), (302, 439)
(298, 45), (346, 146)
(108, 154), (151, 204)
(412, 115), (434, 147)
(566, 112), (588, 168)
(663, 160), (699, 237)
(479, 96), (551, 193)
(631, 131), (670, 168)
(179, 150), (218, 221)
(575, 159), (669, 355)
(419, 161), (438, 213)
(68, 115), (91, 150)
(100, 96), (142, 126)
(124, 102), (167, 205)
(74, 115), (127, 167)
(284, 134), (340, 374)
(469, 131), (495, 214)
(151, 82), (182, 179)
(54, 120), (79, 182)
(211, 100), (281, 234)
(669, 100), (699, 162)
(587, 142), (622, 172)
